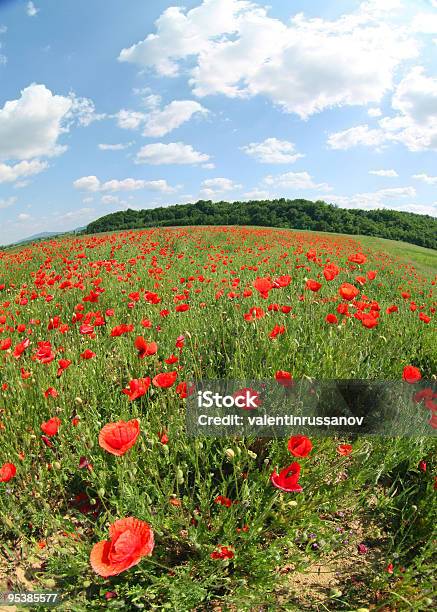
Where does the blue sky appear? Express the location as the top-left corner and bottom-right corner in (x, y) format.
(0, 0), (436, 244)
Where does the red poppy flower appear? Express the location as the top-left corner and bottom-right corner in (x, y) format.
(0, 462), (16, 482)
(325, 313), (338, 324)
(152, 371), (177, 388)
(134, 336), (158, 358)
(210, 545), (234, 560)
(215, 495), (232, 508)
(269, 324), (285, 339)
(90, 517), (154, 577)
(81, 349), (96, 360)
(253, 277), (272, 298)
(271, 462), (303, 492)
(287, 435), (313, 458)
(40, 417), (61, 436)
(35, 341), (55, 364)
(122, 377), (151, 401)
(13, 337), (30, 358)
(361, 314), (378, 329)
(275, 370), (294, 387)
(99, 419), (140, 456)
(323, 264), (339, 281)
(0, 338), (11, 351)
(306, 279), (322, 292)
(57, 358), (72, 377)
(336, 444), (353, 456)
(339, 283), (359, 301)
(348, 253), (367, 264)
(44, 387), (59, 398)
(402, 365), (422, 384)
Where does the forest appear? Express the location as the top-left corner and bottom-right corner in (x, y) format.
(84, 199), (437, 249)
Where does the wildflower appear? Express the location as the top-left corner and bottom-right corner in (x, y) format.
(99, 419), (140, 456)
(90, 517), (154, 577)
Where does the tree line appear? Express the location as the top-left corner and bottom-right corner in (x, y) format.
(84, 199), (437, 250)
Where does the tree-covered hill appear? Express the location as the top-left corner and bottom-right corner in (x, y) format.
(84, 199), (437, 249)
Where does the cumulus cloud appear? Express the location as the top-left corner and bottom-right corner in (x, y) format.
(368, 107), (382, 117)
(0, 159), (48, 184)
(73, 175), (176, 193)
(119, 0), (417, 118)
(0, 84), (72, 161)
(412, 173), (437, 185)
(117, 100), (207, 137)
(241, 138), (304, 164)
(264, 171), (331, 191)
(327, 124), (387, 150)
(369, 169), (398, 177)
(328, 67), (437, 152)
(200, 177), (242, 196)
(0, 82), (101, 190)
(143, 100), (208, 137)
(324, 186), (418, 211)
(135, 142), (210, 165)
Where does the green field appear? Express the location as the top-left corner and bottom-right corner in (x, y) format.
(0, 226), (435, 611)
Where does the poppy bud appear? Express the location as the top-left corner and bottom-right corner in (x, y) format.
(176, 468), (184, 484)
(225, 448), (235, 459)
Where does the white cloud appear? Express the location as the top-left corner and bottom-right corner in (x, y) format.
(117, 109), (146, 130)
(0, 55), (6, 66)
(119, 0), (417, 119)
(98, 143), (132, 151)
(264, 171), (331, 191)
(143, 100), (208, 137)
(327, 124), (387, 150)
(135, 142), (210, 165)
(116, 100), (207, 137)
(369, 169), (398, 177)
(143, 179), (178, 193)
(241, 138), (304, 164)
(0, 83), (101, 176)
(412, 12), (437, 34)
(73, 175), (177, 193)
(200, 177), (242, 196)
(328, 67), (437, 152)
(412, 173), (437, 185)
(68, 95), (105, 126)
(0, 159), (48, 184)
(26, 2), (39, 17)
(243, 189), (270, 200)
(368, 107), (382, 117)
(0, 84), (72, 161)
(324, 186), (417, 211)
(0, 196), (17, 210)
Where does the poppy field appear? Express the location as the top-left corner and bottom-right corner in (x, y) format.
(0, 225), (436, 611)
